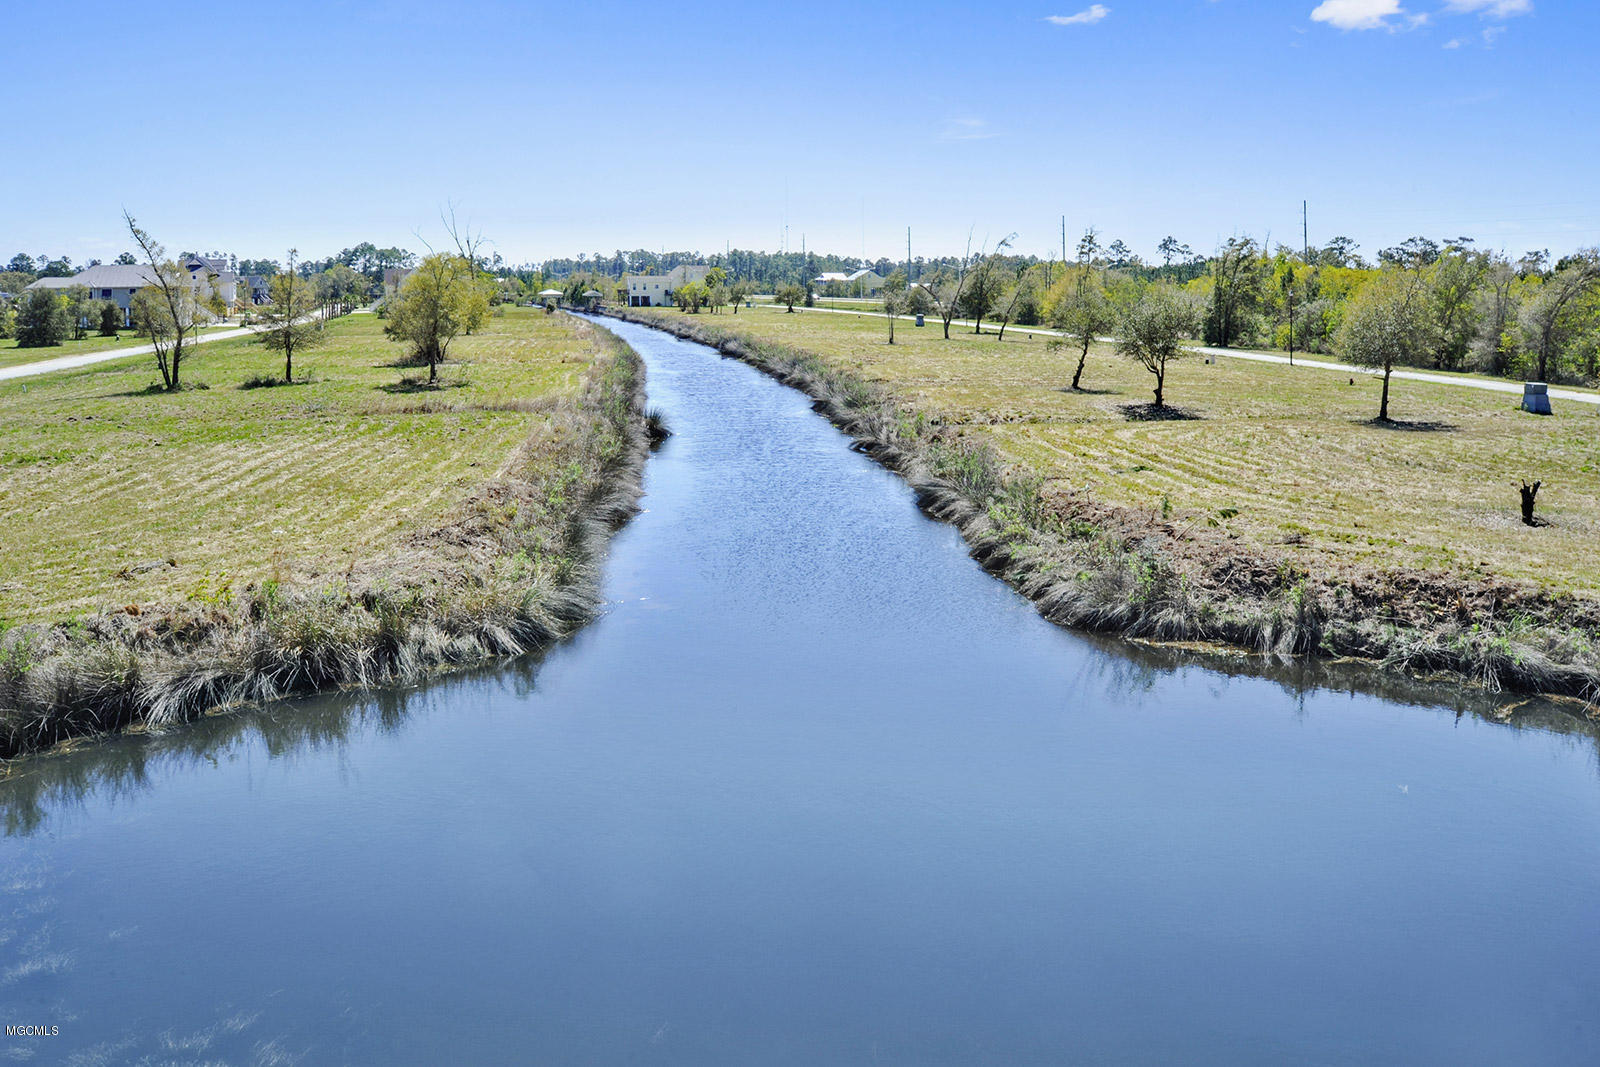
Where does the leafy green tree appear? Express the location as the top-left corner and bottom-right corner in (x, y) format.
(384, 252), (474, 384)
(1518, 251), (1600, 382)
(1050, 262), (1115, 391)
(729, 279), (752, 313)
(1337, 269), (1428, 421)
(6, 253), (36, 276)
(257, 251), (324, 383)
(707, 283), (728, 314)
(1202, 236), (1264, 347)
(963, 234), (1016, 334)
(98, 300), (122, 336)
(1116, 284), (1199, 409)
(114, 252), (139, 265)
(704, 266), (727, 291)
(774, 283), (805, 313)
(60, 285), (92, 339)
(672, 280), (707, 313)
(14, 289), (69, 347)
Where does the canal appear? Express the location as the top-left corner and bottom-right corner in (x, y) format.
(1, 317), (1597, 1064)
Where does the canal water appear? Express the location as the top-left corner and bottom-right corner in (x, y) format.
(2, 318), (1597, 1064)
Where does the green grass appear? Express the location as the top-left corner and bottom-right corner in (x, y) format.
(0, 324), (235, 369)
(635, 304), (1600, 595)
(0, 307), (605, 623)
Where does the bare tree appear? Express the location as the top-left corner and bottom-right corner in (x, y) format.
(916, 230), (976, 340)
(256, 249), (323, 383)
(124, 211), (201, 391)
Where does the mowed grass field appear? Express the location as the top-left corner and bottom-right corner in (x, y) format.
(652, 306), (1600, 594)
(0, 307), (601, 623)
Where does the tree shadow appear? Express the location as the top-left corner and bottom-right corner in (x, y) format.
(376, 376), (469, 394)
(104, 381), (209, 398)
(1062, 386), (1119, 396)
(239, 375), (315, 390)
(1358, 417), (1458, 433)
(1121, 402), (1201, 421)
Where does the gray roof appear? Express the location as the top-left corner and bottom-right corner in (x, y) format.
(73, 263), (159, 289)
(29, 264), (157, 291)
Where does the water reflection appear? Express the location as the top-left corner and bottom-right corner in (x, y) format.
(6, 592), (1595, 841)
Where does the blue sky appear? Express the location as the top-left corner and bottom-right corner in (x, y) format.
(2, 0), (1595, 267)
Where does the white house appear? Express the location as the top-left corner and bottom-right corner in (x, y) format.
(624, 263), (712, 307)
(813, 268), (885, 298)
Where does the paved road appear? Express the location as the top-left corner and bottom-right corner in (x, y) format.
(756, 303), (1600, 407)
(0, 326), (256, 383)
(0, 312), (346, 383)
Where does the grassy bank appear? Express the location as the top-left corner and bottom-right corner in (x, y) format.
(608, 306), (1600, 712)
(0, 308), (649, 760)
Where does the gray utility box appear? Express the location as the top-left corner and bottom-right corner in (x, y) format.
(1522, 382), (1552, 415)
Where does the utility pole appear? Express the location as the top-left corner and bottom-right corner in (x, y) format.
(1061, 215), (1067, 265)
(907, 227), (912, 283)
(1302, 200), (1309, 262)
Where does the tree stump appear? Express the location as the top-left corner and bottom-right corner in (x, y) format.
(1520, 480), (1541, 527)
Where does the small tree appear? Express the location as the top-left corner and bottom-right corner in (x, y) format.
(14, 289), (69, 347)
(1337, 270), (1426, 421)
(98, 300), (122, 336)
(257, 250), (323, 383)
(673, 280), (707, 313)
(775, 283), (805, 313)
(729, 279), (752, 313)
(125, 212), (201, 390)
(1050, 265), (1115, 390)
(707, 283), (728, 315)
(384, 252), (473, 384)
(1116, 284), (1198, 409)
(883, 286), (908, 344)
(61, 284), (92, 340)
(964, 233), (1016, 334)
(917, 236), (977, 340)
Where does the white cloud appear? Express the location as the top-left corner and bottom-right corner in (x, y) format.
(1046, 5), (1110, 26)
(1310, 0), (1407, 30)
(940, 117), (998, 142)
(1443, 0), (1531, 16)
(1442, 36), (1464, 46)
(1482, 24), (1507, 44)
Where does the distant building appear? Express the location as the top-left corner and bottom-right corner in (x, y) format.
(27, 264), (152, 327)
(383, 267), (415, 302)
(624, 264), (712, 307)
(245, 275), (272, 305)
(813, 268), (884, 298)
(25, 257), (243, 326)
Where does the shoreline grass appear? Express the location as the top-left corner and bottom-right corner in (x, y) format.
(0, 310), (649, 762)
(606, 306), (1600, 718)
